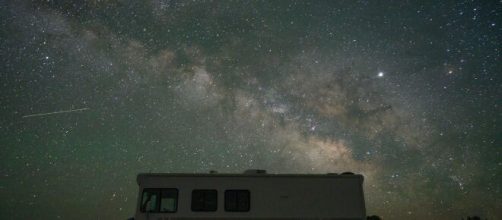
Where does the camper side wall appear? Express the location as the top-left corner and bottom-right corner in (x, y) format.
(135, 175), (365, 220)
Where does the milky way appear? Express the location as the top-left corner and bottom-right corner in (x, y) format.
(1, 1), (500, 219)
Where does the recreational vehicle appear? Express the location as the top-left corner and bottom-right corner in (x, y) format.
(132, 170), (366, 220)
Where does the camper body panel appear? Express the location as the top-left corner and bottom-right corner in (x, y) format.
(135, 173), (365, 220)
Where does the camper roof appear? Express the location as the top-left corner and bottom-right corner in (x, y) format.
(137, 170), (364, 185)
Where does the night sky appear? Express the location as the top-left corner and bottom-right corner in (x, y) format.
(1, 0), (501, 219)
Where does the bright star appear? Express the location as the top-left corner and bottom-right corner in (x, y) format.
(378, 72), (384, 78)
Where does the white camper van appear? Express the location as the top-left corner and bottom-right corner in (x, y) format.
(132, 170), (366, 220)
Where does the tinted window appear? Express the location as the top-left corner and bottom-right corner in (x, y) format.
(141, 189), (159, 212)
(141, 188), (178, 213)
(225, 190), (250, 212)
(191, 189), (217, 211)
(160, 189), (178, 212)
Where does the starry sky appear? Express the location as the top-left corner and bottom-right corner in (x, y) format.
(1, 0), (501, 219)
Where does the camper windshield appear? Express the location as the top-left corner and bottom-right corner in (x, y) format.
(141, 189), (159, 212)
(141, 188), (178, 213)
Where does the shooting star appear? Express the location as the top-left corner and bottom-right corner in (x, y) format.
(22, 107), (90, 118)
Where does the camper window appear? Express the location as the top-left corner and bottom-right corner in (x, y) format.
(141, 188), (178, 213)
(191, 189), (217, 212)
(141, 189), (159, 212)
(160, 189), (178, 212)
(225, 190), (250, 212)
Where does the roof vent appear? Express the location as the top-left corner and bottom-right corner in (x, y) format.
(244, 169), (267, 174)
